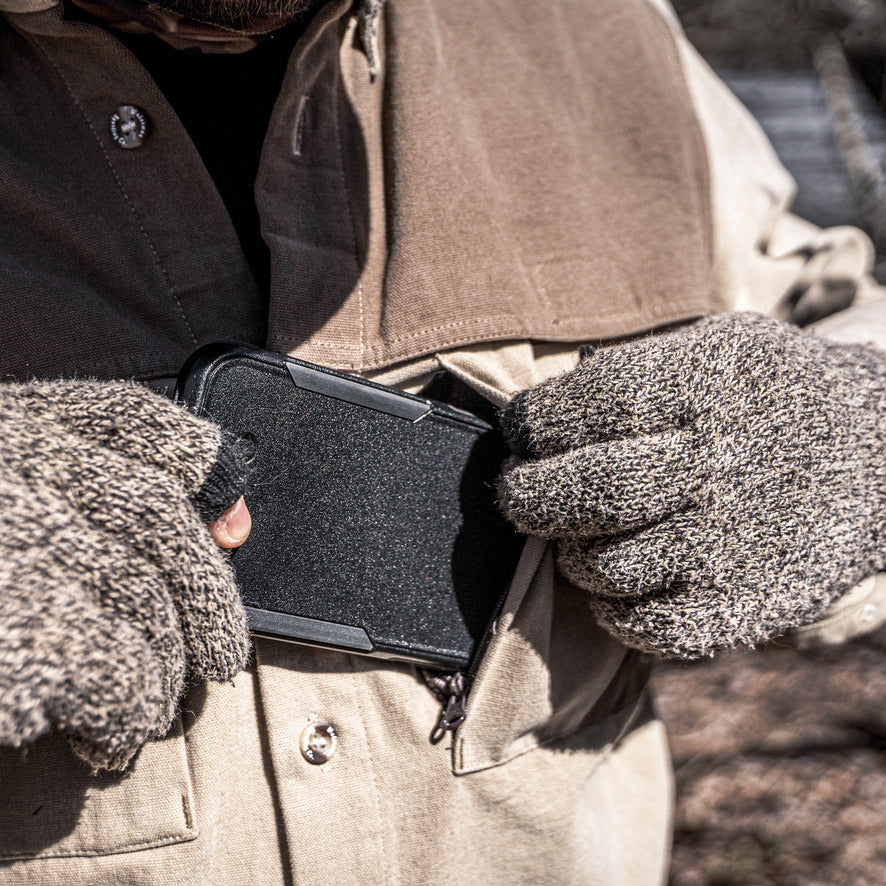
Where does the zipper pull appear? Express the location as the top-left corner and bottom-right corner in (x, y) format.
(422, 671), (468, 743)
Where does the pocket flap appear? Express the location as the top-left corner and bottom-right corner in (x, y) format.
(454, 539), (649, 774)
(0, 720), (197, 861)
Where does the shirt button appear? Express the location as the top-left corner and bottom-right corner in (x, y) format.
(300, 722), (338, 764)
(110, 105), (149, 149)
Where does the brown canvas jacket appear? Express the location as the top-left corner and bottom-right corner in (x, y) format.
(0, 0), (713, 384)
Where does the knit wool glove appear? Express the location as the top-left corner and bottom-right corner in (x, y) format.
(0, 380), (251, 770)
(498, 312), (886, 658)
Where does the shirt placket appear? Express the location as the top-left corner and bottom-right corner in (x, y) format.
(9, 3), (262, 367)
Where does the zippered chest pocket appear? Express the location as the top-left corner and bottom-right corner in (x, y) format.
(0, 718), (197, 864)
(450, 538), (652, 774)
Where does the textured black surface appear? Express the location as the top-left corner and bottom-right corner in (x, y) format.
(181, 348), (524, 670)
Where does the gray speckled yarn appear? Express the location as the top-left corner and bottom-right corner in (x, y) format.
(499, 313), (886, 658)
(0, 380), (250, 770)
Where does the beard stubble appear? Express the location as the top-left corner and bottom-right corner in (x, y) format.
(152, 0), (318, 30)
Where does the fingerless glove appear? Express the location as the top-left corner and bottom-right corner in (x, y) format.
(0, 380), (250, 770)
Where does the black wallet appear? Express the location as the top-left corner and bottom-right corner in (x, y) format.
(176, 344), (524, 671)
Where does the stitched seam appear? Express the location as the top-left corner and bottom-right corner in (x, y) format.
(387, 316), (529, 340)
(30, 36), (199, 347)
(302, 298), (711, 358)
(298, 341), (364, 350)
(347, 660), (391, 885)
(181, 791), (193, 830)
(0, 826), (199, 861)
(372, 300), (712, 346)
(383, 314), (592, 345)
(302, 316), (518, 350)
(358, 284), (366, 369)
(455, 693), (647, 777)
(332, 38), (364, 368)
(297, 313), (624, 350)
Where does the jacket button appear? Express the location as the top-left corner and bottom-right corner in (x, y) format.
(110, 105), (149, 149)
(300, 722), (337, 764)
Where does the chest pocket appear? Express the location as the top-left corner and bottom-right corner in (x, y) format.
(453, 538), (652, 774)
(0, 719), (196, 864)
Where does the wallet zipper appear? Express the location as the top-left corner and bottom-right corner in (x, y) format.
(423, 586), (509, 741)
(423, 671), (469, 741)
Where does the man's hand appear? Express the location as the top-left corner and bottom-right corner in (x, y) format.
(0, 380), (252, 770)
(209, 496), (252, 549)
(498, 313), (886, 658)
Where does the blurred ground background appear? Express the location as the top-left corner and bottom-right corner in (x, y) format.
(673, 0), (886, 273)
(649, 2), (886, 883)
(653, 634), (886, 885)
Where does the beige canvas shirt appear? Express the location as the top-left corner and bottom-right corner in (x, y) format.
(0, 0), (884, 883)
